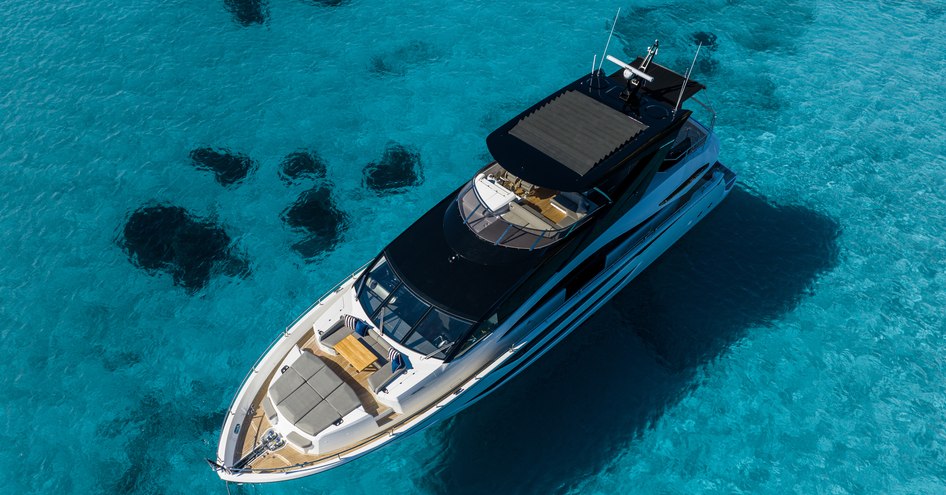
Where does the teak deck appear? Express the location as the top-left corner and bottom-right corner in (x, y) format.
(232, 331), (393, 471)
(515, 185), (569, 224)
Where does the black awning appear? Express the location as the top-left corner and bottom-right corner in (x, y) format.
(508, 91), (647, 176)
(614, 58), (705, 105)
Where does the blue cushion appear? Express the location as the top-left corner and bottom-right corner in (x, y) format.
(391, 353), (404, 372)
(354, 320), (368, 337)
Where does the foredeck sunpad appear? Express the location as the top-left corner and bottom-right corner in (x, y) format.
(292, 352), (327, 380)
(296, 401), (341, 436)
(270, 353), (364, 436)
(309, 367), (343, 398)
(325, 385), (361, 417)
(269, 368), (306, 404)
(278, 383), (321, 423)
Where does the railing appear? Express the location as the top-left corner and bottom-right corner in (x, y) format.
(456, 182), (595, 251)
(220, 262), (370, 431)
(690, 96), (717, 133)
(219, 167), (733, 477)
(221, 341), (523, 476)
(664, 97), (717, 167)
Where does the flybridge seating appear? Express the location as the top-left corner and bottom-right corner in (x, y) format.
(457, 162), (607, 250)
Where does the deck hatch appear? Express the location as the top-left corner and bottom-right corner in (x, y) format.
(508, 90), (647, 176)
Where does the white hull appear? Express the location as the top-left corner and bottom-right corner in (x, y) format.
(215, 153), (735, 483)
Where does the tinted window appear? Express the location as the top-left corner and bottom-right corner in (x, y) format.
(453, 313), (498, 358)
(379, 285), (430, 342)
(564, 252), (606, 297)
(359, 257), (400, 316)
(358, 257), (475, 361)
(405, 309), (472, 359)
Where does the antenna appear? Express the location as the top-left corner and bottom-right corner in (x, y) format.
(606, 55), (654, 83)
(592, 54), (597, 75)
(639, 40), (659, 72)
(597, 8), (621, 71)
(673, 42), (703, 117)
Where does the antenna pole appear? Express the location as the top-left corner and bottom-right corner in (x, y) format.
(674, 42), (702, 117)
(597, 8), (621, 71)
(592, 54), (597, 75)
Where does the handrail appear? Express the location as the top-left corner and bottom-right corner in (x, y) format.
(223, 342), (520, 475)
(219, 166), (731, 476)
(220, 262), (370, 423)
(689, 96), (717, 133)
(456, 182), (600, 250)
(663, 116), (714, 167)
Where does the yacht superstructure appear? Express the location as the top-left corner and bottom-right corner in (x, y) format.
(210, 40), (735, 483)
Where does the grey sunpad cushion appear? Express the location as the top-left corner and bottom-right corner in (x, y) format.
(292, 352), (326, 380)
(320, 321), (352, 347)
(361, 331), (391, 358)
(368, 363), (406, 393)
(278, 383), (321, 423)
(286, 431), (312, 449)
(296, 401), (341, 436)
(309, 367), (343, 398)
(270, 368), (305, 404)
(325, 384), (361, 417)
(262, 395), (278, 421)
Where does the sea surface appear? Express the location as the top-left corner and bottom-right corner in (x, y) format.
(1, 0), (945, 493)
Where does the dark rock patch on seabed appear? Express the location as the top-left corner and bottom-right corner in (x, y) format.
(282, 186), (349, 260)
(278, 150), (327, 185)
(97, 346), (142, 372)
(369, 41), (440, 76)
(224, 0), (268, 26)
(101, 389), (222, 494)
(120, 204), (248, 291)
(307, 0), (346, 6)
(362, 142), (423, 194)
(691, 31), (718, 49)
(189, 147), (258, 187)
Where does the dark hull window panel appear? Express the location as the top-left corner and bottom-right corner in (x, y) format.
(563, 252), (606, 298)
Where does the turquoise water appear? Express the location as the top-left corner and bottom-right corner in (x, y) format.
(2, 0), (945, 493)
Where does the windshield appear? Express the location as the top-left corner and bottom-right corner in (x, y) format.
(357, 256), (474, 359)
(456, 162), (606, 250)
(380, 285), (430, 341)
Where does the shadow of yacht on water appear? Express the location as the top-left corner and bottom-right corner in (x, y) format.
(419, 186), (841, 495)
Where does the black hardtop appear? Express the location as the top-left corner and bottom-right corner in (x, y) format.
(381, 192), (547, 322)
(377, 58), (703, 332)
(486, 62), (702, 193)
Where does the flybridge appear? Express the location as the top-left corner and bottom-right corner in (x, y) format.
(486, 38), (706, 193)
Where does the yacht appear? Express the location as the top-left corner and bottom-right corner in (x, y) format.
(210, 40), (736, 483)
